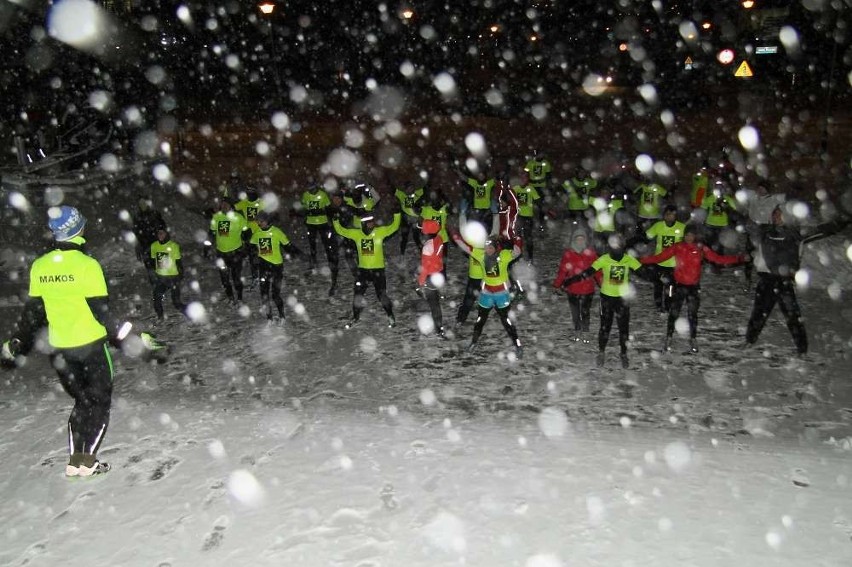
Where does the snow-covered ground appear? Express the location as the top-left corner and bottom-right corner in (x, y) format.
(1, 184), (851, 566)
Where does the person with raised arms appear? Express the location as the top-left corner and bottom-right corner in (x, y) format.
(333, 210), (402, 329)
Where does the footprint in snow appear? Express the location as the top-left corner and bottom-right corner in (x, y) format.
(201, 517), (229, 552)
(149, 457), (180, 481)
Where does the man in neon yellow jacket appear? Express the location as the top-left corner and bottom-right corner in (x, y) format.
(209, 199), (249, 303)
(644, 205), (685, 312)
(333, 211), (401, 328)
(150, 226), (187, 320)
(297, 184), (334, 277)
(250, 212), (303, 322)
(2, 206), (161, 477)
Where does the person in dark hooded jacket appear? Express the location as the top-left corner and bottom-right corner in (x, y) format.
(745, 206), (850, 355)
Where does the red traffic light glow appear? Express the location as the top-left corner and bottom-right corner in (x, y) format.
(717, 48), (735, 65)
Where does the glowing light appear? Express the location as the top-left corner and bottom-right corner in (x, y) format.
(742, 0), (755, 8)
(717, 48), (735, 65)
(258, 2), (274, 15)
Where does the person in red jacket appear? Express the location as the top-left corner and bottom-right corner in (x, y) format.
(553, 227), (598, 342)
(416, 219), (446, 337)
(640, 223), (747, 352)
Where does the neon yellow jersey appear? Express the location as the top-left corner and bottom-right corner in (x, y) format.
(344, 195), (377, 228)
(394, 187), (424, 217)
(480, 249), (516, 287)
(702, 194), (737, 227)
(524, 159), (552, 187)
(635, 183), (667, 219)
(592, 253), (642, 297)
(563, 178), (597, 211)
(645, 221), (685, 268)
(419, 205), (449, 241)
(467, 247), (485, 279)
(301, 190), (331, 225)
(591, 197), (624, 233)
(150, 240), (182, 276)
(512, 185), (541, 218)
(250, 226), (292, 265)
(467, 178), (496, 210)
(210, 211), (248, 253)
(333, 213), (401, 269)
(235, 199), (263, 232)
(28, 246), (108, 348)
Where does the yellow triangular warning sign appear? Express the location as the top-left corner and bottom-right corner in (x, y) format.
(735, 60), (753, 78)
(685, 56), (693, 66)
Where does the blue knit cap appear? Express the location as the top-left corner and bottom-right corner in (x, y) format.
(48, 206), (86, 241)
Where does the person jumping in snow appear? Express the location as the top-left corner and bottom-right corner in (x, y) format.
(639, 223), (747, 353)
(465, 235), (524, 359)
(333, 211), (402, 329)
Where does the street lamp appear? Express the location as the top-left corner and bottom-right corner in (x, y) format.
(258, 2), (282, 103)
(741, 0), (755, 8)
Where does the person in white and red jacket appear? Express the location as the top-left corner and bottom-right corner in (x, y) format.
(495, 176), (519, 246)
(416, 219), (446, 337)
